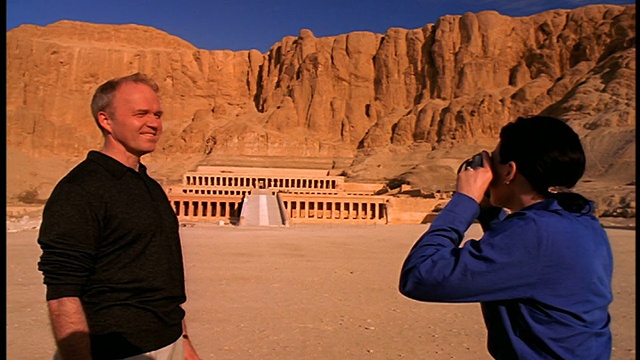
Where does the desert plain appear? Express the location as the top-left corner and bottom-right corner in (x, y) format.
(6, 4), (636, 359)
(6, 222), (635, 359)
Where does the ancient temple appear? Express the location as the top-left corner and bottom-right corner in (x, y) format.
(165, 166), (449, 226)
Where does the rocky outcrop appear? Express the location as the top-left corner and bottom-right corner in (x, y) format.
(6, 5), (636, 205)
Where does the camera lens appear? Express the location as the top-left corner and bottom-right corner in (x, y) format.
(457, 153), (483, 173)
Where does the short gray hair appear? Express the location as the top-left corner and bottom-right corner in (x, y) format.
(90, 72), (160, 130)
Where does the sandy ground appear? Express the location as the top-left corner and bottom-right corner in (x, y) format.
(6, 224), (636, 359)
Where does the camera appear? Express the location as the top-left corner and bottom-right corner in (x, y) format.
(457, 153), (483, 174)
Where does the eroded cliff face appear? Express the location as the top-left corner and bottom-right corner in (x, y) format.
(6, 4), (636, 203)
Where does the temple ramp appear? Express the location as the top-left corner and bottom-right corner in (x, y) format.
(239, 189), (286, 226)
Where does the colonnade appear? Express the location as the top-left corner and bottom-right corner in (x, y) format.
(185, 174), (340, 191)
(280, 197), (387, 223)
(170, 195), (243, 223)
(168, 193), (388, 224)
(179, 188), (249, 196)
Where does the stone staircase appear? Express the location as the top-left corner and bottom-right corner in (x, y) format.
(238, 189), (287, 226)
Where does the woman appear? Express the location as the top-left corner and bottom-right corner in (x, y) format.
(399, 116), (613, 359)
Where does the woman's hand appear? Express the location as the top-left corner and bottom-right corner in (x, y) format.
(456, 151), (493, 204)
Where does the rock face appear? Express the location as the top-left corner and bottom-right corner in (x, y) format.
(6, 5), (636, 204)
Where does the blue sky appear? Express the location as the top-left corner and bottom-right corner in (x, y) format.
(6, 0), (634, 53)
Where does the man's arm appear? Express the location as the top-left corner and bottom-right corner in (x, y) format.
(47, 297), (91, 360)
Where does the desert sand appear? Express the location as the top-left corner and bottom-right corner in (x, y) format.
(6, 223), (635, 359)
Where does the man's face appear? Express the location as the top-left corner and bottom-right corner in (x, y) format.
(105, 82), (163, 157)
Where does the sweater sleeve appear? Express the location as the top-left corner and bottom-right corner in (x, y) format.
(399, 192), (541, 303)
(37, 182), (100, 300)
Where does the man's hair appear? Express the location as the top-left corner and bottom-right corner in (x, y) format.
(90, 72), (160, 130)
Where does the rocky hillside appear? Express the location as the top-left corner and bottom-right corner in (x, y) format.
(6, 5), (635, 219)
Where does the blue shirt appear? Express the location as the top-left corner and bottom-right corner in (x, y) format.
(399, 192), (613, 359)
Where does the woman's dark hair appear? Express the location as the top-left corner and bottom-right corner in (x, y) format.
(498, 116), (591, 214)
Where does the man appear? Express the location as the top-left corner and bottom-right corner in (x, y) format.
(38, 73), (200, 360)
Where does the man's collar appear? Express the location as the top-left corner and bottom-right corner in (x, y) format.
(87, 151), (146, 178)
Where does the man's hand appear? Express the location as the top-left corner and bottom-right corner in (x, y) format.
(182, 320), (201, 359)
(183, 337), (201, 360)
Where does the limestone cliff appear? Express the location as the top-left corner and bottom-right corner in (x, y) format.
(6, 5), (636, 205)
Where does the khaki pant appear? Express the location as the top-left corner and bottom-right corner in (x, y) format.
(54, 337), (184, 360)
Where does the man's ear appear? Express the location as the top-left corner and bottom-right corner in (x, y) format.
(505, 161), (517, 183)
(97, 111), (112, 133)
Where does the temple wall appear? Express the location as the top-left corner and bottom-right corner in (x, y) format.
(386, 197), (448, 224)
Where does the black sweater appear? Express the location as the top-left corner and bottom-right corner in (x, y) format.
(38, 151), (186, 359)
